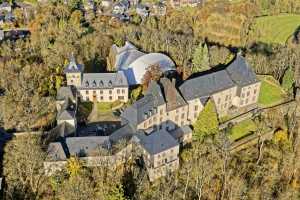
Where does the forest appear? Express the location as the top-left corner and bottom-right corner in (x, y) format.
(1, 0), (300, 199)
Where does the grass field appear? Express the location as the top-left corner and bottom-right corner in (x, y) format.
(258, 75), (286, 108)
(250, 14), (300, 44)
(229, 119), (257, 142)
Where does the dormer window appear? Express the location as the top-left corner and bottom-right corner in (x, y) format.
(144, 113), (148, 119)
(99, 80), (103, 86)
(85, 81), (89, 87)
(108, 80), (112, 86)
(92, 80), (97, 87)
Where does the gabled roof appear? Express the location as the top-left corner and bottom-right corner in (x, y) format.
(48, 122), (76, 138)
(225, 55), (259, 87)
(121, 81), (165, 127)
(46, 142), (67, 161)
(56, 86), (77, 102)
(66, 136), (110, 157)
(169, 125), (192, 141)
(134, 129), (179, 155)
(63, 56), (84, 73)
(57, 109), (75, 121)
(179, 70), (235, 101)
(109, 123), (135, 143)
(80, 71), (128, 89)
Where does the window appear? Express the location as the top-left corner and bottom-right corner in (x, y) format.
(217, 98), (221, 104)
(117, 89), (120, 94)
(242, 93), (245, 98)
(122, 89), (125, 94)
(144, 122), (147, 128)
(160, 109), (163, 115)
(153, 116), (157, 122)
(100, 90), (103, 94)
(194, 113), (198, 119)
(194, 105), (198, 111)
(100, 96), (103, 100)
(254, 89), (257, 94)
(246, 98), (249, 104)
(93, 90), (96, 94)
(70, 79), (74, 83)
(109, 96), (112, 100)
(118, 96), (124, 100)
(247, 91), (250, 97)
(224, 103), (227, 108)
(86, 97), (90, 101)
(109, 90), (112, 94)
(85, 90), (89, 95)
(181, 113), (185, 119)
(149, 119), (152, 124)
(225, 95), (229, 101)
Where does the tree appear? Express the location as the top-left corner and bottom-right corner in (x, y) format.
(193, 100), (219, 139)
(141, 64), (163, 92)
(281, 67), (295, 93)
(192, 43), (210, 73)
(3, 135), (47, 199)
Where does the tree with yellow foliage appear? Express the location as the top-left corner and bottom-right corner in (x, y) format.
(67, 156), (82, 177)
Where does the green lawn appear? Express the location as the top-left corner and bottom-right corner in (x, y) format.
(96, 101), (123, 113)
(229, 120), (257, 142)
(258, 76), (286, 108)
(250, 14), (300, 44)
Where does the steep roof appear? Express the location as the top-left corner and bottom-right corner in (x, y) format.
(63, 56), (84, 73)
(48, 122), (76, 138)
(134, 129), (179, 155)
(57, 109), (76, 121)
(121, 81), (165, 127)
(225, 55), (259, 87)
(169, 125), (192, 141)
(46, 142), (67, 161)
(66, 136), (110, 157)
(80, 71), (128, 89)
(179, 70), (235, 101)
(56, 86), (77, 102)
(109, 123), (135, 143)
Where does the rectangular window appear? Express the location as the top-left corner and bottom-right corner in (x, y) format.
(181, 113), (185, 119)
(194, 113), (198, 119)
(247, 91), (250, 97)
(246, 98), (249, 104)
(86, 96), (90, 101)
(122, 89), (125, 94)
(254, 89), (257, 94)
(93, 90), (96, 94)
(160, 109), (163, 115)
(194, 105), (198, 111)
(109, 90), (112, 94)
(144, 122), (147, 128)
(118, 96), (124, 100)
(117, 89), (120, 94)
(109, 96), (112, 100)
(100, 96), (103, 100)
(100, 90), (103, 94)
(85, 90), (89, 95)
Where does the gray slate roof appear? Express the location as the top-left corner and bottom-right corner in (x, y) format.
(179, 70), (235, 101)
(66, 136), (110, 157)
(134, 129), (179, 155)
(57, 109), (76, 121)
(121, 81), (165, 127)
(63, 56), (84, 73)
(56, 86), (77, 102)
(46, 142), (67, 161)
(109, 124), (135, 143)
(226, 55), (259, 87)
(80, 71), (128, 89)
(48, 122), (76, 138)
(169, 125), (192, 141)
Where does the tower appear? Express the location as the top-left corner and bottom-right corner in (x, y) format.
(63, 55), (84, 87)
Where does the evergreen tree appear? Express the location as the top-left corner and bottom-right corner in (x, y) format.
(193, 100), (219, 139)
(192, 43), (210, 73)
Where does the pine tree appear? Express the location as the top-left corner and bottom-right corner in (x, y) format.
(193, 100), (219, 139)
(192, 43), (210, 73)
